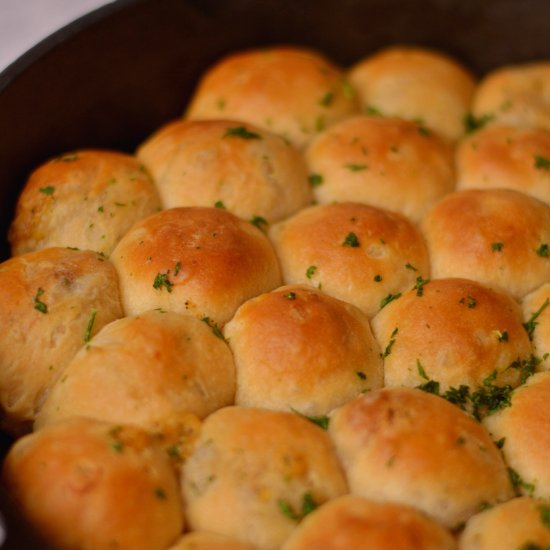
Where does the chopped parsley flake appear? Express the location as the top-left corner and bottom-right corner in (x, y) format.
(356, 371), (367, 380)
(496, 330), (509, 342)
(536, 243), (549, 257)
(523, 298), (550, 340)
(33, 288), (48, 314)
(417, 359), (429, 380)
(534, 155), (550, 170)
(201, 317), (226, 341)
(380, 293), (401, 309)
(154, 488), (167, 500)
(341, 79), (355, 100)
(342, 232), (360, 247)
(365, 105), (382, 116)
(224, 126), (261, 140)
(405, 262), (418, 271)
(380, 327), (398, 359)
(507, 355), (542, 384)
(292, 408), (329, 430)
(306, 265), (317, 279)
(413, 276), (429, 296)
(214, 200), (226, 209)
(319, 91), (334, 107)
(284, 292), (297, 300)
(278, 493), (319, 521)
(153, 273), (173, 293)
(459, 296), (477, 308)
(308, 173), (324, 187)
(539, 504), (550, 530)
(250, 216), (268, 230)
(470, 372), (513, 420)
(39, 186), (55, 195)
(508, 467), (535, 495)
(443, 385), (471, 410)
(416, 379), (441, 395)
(278, 499), (299, 521)
(491, 242), (504, 252)
(495, 437), (506, 449)
(463, 112), (494, 134)
(374, 274), (382, 282)
(83, 308), (97, 343)
(344, 163), (368, 172)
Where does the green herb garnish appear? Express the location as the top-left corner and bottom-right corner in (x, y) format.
(491, 242), (504, 252)
(342, 232), (360, 247)
(201, 317), (226, 341)
(534, 155), (550, 171)
(39, 186), (55, 195)
(83, 308), (97, 343)
(306, 265), (317, 279)
(250, 216), (268, 230)
(413, 276), (429, 297)
(33, 288), (48, 314)
(224, 126), (261, 140)
(464, 112), (494, 134)
(523, 298), (550, 340)
(536, 243), (550, 257)
(153, 273), (173, 293)
(344, 163), (368, 172)
(380, 327), (398, 359)
(308, 173), (324, 187)
(380, 293), (401, 309)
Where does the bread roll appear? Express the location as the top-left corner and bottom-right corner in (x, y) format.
(282, 495), (457, 550)
(110, 206), (282, 325)
(472, 62), (550, 131)
(460, 497), (550, 550)
(456, 125), (550, 205)
(422, 189), (550, 298)
(2, 418), (183, 550)
(9, 150), (161, 257)
(35, 310), (235, 432)
(224, 285), (382, 415)
(182, 406), (348, 550)
(483, 371), (550, 500)
(329, 388), (514, 528)
(168, 532), (259, 550)
(522, 282), (550, 370)
(0, 247), (122, 435)
(269, 202), (430, 317)
(348, 46), (476, 141)
(185, 46), (358, 147)
(305, 115), (454, 222)
(371, 278), (533, 395)
(137, 119), (312, 222)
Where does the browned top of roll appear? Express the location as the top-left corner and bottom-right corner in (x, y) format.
(110, 206), (282, 325)
(421, 189), (550, 298)
(185, 46), (359, 147)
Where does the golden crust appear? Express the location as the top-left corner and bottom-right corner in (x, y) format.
(137, 119), (312, 222)
(456, 125), (550, 205)
(282, 495), (457, 550)
(35, 310), (235, 431)
(522, 282), (550, 370)
(2, 418), (183, 550)
(110, 207), (282, 325)
(182, 406), (348, 550)
(349, 46), (476, 141)
(306, 115), (455, 222)
(329, 388), (514, 528)
(0, 247), (122, 435)
(269, 202), (430, 317)
(421, 189), (550, 298)
(371, 278), (533, 392)
(168, 532), (259, 550)
(9, 150), (161, 257)
(224, 285), (382, 415)
(185, 46), (359, 147)
(472, 62), (550, 131)
(483, 371), (550, 499)
(460, 497), (550, 550)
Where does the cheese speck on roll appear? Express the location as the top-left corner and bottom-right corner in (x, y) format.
(9, 149), (161, 257)
(282, 495), (457, 550)
(0, 247), (122, 435)
(305, 115), (454, 222)
(348, 46), (476, 141)
(185, 46), (359, 147)
(224, 285), (382, 416)
(269, 202), (430, 318)
(110, 206), (282, 326)
(2, 418), (184, 550)
(182, 406), (348, 550)
(329, 388), (514, 529)
(137, 119), (312, 222)
(421, 189), (550, 299)
(35, 309), (235, 432)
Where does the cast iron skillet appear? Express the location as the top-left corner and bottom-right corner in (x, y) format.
(0, 0), (549, 547)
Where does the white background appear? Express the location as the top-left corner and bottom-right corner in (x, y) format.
(0, 0), (112, 72)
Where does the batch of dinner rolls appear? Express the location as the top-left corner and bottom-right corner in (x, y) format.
(3, 43), (550, 549)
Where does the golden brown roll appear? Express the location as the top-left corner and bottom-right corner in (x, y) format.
(459, 497), (550, 550)
(35, 310), (235, 431)
(371, 278), (533, 395)
(348, 46), (476, 141)
(224, 285), (382, 415)
(168, 532), (259, 550)
(110, 206), (282, 325)
(522, 282), (550, 371)
(456, 125), (550, 204)
(0, 247), (122, 435)
(329, 388), (514, 529)
(483, 371), (550, 500)
(472, 62), (550, 131)
(182, 406), (348, 550)
(185, 46), (358, 147)
(305, 115), (454, 222)
(9, 149), (161, 257)
(137, 119), (312, 222)
(2, 417), (183, 550)
(281, 495), (457, 550)
(269, 202), (430, 318)
(421, 189), (550, 298)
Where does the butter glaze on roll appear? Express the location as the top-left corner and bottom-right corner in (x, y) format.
(329, 388), (514, 528)
(224, 285), (382, 415)
(305, 115), (454, 222)
(35, 310), (235, 431)
(185, 46), (359, 147)
(2, 418), (183, 550)
(269, 202), (430, 317)
(282, 495), (457, 550)
(371, 278), (533, 394)
(182, 406), (348, 550)
(137, 119), (312, 222)
(110, 206), (282, 325)
(421, 189), (550, 298)
(349, 46), (476, 141)
(9, 150), (161, 257)
(0, 247), (122, 435)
